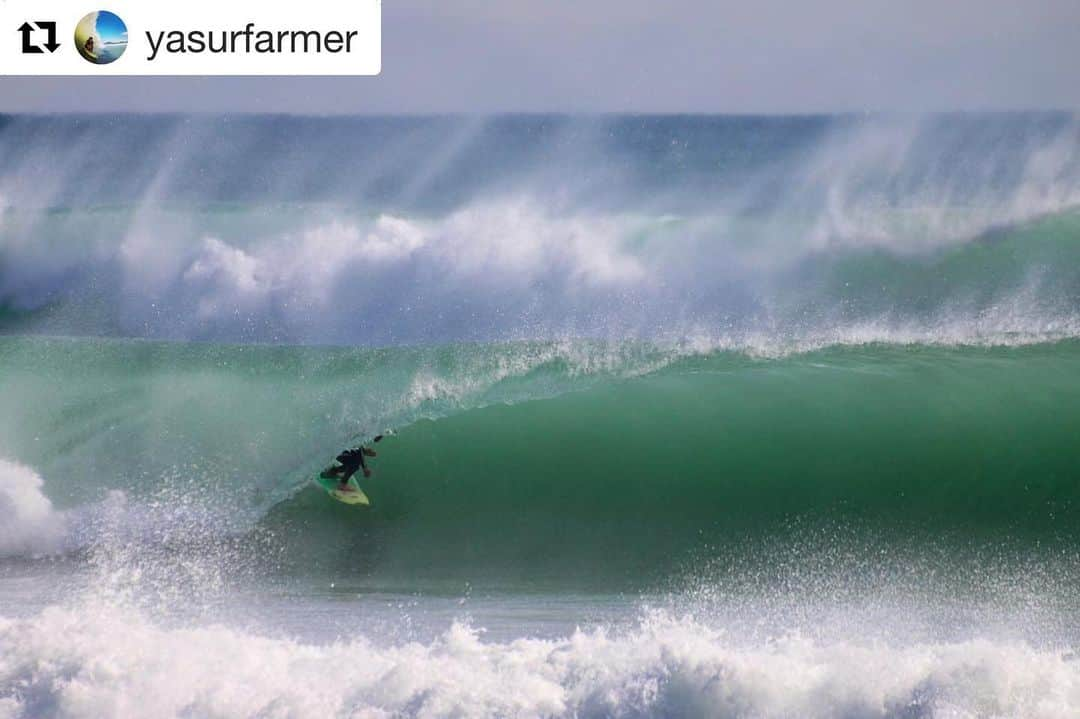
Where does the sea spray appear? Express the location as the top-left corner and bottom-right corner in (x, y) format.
(1, 114), (1079, 343)
(0, 459), (66, 557)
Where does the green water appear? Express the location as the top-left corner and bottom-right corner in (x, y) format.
(2, 335), (1078, 588)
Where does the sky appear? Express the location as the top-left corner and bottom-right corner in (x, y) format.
(1, 0), (1078, 114)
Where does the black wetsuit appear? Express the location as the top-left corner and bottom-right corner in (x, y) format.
(334, 448), (368, 481)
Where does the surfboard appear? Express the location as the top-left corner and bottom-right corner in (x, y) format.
(315, 473), (371, 506)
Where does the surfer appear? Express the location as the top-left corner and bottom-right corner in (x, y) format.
(322, 442), (379, 491)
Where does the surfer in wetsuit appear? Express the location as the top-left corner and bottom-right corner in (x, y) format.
(322, 441), (379, 491)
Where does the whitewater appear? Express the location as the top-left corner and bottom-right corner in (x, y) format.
(2, 113), (1080, 718)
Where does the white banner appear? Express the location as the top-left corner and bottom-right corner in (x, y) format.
(0, 0), (380, 75)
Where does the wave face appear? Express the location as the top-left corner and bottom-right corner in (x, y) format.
(273, 341), (1080, 586)
(3, 335), (1079, 588)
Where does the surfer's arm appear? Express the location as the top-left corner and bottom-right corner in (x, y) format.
(354, 448), (372, 476)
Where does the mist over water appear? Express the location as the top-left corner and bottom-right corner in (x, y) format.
(1, 113), (1078, 345)
(2, 114), (1080, 717)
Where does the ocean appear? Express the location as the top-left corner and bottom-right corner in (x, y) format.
(1, 113), (1079, 717)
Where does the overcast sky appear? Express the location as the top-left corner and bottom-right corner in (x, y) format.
(1, 0), (1078, 114)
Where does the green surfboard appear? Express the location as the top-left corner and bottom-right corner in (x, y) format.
(315, 473), (371, 506)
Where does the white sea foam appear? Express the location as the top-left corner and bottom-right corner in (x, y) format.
(170, 200), (646, 329)
(0, 459), (67, 558)
(0, 605), (1076, 719)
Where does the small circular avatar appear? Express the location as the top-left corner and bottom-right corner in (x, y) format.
(74, 11), (128, 64)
